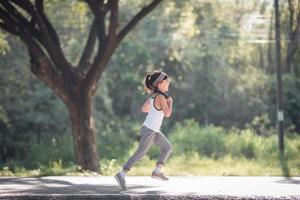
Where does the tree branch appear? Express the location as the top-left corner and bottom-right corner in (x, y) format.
(28, 47), (67, 104)
(0, 1), (42, 42)
(85, 0), (104, 16)
(85, 0), (108, 71)
(83, 0), (163, 97)
(0, 7), (19, 32)
(0, 2), (45, 74)
(0, 6), (66, 99)
(117, 0), (163, 43)
(86, 0), (107, 54)
(97, 11), (107, 56)
(108, 0), (118, 40)
(28, 0), (73, 75)
(35, 0), (60, 44)
(10, 0), (35, 14)
(0, 22), (19, 35)
(77, 18), (98, 73)
(0, 5), (54, 80)
(2, 0), (72, 74)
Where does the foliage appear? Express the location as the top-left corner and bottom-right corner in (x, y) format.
(169, 119), (300, 162)
(0, 0), (300, 173)
(0, 32), (9, 54)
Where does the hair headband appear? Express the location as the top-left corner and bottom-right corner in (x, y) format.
(152, 72), (167, 87)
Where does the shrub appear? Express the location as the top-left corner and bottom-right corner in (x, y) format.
(170, 119), (226, 158)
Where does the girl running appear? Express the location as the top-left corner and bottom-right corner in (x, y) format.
(114, 71), (173, 191)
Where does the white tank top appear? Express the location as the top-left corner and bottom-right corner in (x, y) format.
(142, 97), (164, 132)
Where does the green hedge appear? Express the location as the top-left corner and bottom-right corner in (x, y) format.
(169, 119), (300, 161)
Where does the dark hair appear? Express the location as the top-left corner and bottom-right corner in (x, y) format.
(144, 71), (168, 96)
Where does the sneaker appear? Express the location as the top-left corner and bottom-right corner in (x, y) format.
(114, 172), (127, 191)
(151, 171), (169, 181)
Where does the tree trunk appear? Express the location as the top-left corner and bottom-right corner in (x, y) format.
(66, 90), (99, 172)
(274, 0), (284, 153)
(29, 54), (100, 172)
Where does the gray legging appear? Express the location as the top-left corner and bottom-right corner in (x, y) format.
(123, 125), (173, 171)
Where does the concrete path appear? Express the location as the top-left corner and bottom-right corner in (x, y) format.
(0, 176), (300, 199)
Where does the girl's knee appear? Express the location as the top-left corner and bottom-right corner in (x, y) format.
(163, 143), (173, 153)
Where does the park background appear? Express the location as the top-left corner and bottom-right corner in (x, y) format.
(0, 0), (299, 177)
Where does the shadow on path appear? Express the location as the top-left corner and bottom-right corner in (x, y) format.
(0, 177), (159, 194)
(276, 178), (300, 185)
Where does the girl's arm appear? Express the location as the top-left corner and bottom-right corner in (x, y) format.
(157, 95), (173, 118)
(141, 98), (151, 113)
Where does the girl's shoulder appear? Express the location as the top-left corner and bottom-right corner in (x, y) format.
(153, 93), (166, 102)
(150, 92), (167, 102)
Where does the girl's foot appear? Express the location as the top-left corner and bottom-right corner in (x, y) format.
(114, 172), (127, 191)
(151, 171), (169, 181)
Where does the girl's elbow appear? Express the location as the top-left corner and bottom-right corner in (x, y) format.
(164, 112), (172, 118)
(141, 107), (149, 113)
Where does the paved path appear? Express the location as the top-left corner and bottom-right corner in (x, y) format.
(0, 176), (300, 199)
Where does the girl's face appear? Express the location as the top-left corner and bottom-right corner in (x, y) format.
(158, 78), (170, 92)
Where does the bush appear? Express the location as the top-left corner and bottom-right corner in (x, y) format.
(170, 119), (226, 158)
(169, 119), (300, 162)
(24, 133), (74, 169)
(226, 130), (257, 159)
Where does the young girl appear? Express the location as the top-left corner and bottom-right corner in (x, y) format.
(114, 71), (173, 191)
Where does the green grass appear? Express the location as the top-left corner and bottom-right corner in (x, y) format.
(1, 153), (299, 177)
(125, 154), (300, 177)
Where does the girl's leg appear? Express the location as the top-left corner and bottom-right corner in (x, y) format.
(123, 126), (156, 171)
(151, 132), (173, 181)
(153, 131), (173, 166)
(115, 126), (156, 190)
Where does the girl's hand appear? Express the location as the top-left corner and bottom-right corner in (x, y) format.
(158, 95), (172, 118)
(167, 97), (173, 105)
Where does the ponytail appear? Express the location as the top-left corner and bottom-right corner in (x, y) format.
(143, 71), (169, 99)
(144, 73), (154, 94)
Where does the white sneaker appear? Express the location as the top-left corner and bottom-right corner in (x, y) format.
(151, 171), (169, 181)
